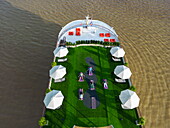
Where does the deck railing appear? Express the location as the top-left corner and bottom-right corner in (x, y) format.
(122, 52), (143, 128)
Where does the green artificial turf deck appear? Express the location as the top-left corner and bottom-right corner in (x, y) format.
(44, 46), (140, 128)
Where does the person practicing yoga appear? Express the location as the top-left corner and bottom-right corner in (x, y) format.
(79, 88), (84, 100)
(88, 67), (94, 76)
(103, 79), (108, 89)
(90, 80), (95, 90)
(78, 72), (85, 82)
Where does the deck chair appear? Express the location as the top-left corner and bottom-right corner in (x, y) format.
(112, 57), (121, 61)
(121, 104), (129, 109)
(58, 58), (67, 62)
(115, 78), (126, 83)
(54, 77), (65, 83)
(135, 120), (140, 126)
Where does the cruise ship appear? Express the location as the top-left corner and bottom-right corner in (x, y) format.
(40, 16), (142, 128)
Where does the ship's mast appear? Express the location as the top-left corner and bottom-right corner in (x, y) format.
(85, 15), (92, 26)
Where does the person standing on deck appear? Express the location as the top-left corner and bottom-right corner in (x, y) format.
(90, 80), (95, 90)
(78, 72), (85, 82)
(88, 66), (94, 76)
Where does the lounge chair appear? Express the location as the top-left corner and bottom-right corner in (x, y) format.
(112, 57), (121, 61)
(91, 97), (96, 109)
(115, 78), (126, 83)
(105, 33), (111, 37)
(68, 31), (74, 35)
(104, 39), (109, 42)
(58, 58), (67, 62)
(54, 77), (65, 83)
(110, 39), (116, 42)
(99, 33), (104, 37)
(121, 104), (129, 109)
(135, 120), (140, 126)
(76, 31), (81, 36)
(76, 28), (80, 31)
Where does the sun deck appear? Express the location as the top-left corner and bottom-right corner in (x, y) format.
(44, 46), (140, 128)
(57, 17), (119, 45)
(60, 26), (118, 44)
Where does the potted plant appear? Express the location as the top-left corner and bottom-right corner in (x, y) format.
(46, 88), (52, 94)
(51, 62), (57, 67)
(124, 62), (128, 66)
(38, 117), (48, 126)
(138, 117), (146, 126)
(129, 85), (136, 91)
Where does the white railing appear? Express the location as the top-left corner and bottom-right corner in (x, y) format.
(66, 44), (113, 48)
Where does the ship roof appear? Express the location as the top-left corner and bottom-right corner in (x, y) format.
(57, 19), (119, 45)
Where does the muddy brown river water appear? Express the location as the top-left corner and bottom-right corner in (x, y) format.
(0, 0), (169, 128)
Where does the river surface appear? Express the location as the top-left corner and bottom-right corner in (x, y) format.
(0, 0), (169, 128)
